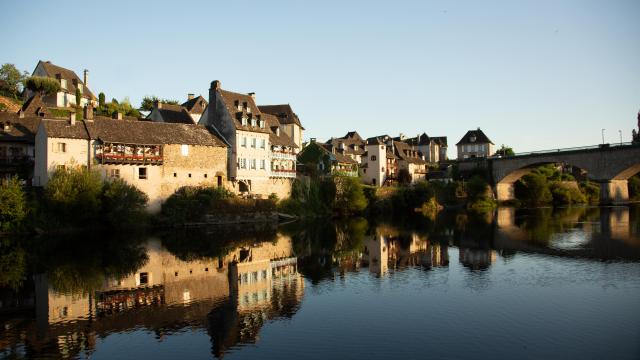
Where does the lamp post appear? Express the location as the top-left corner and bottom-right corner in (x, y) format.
(601, 128), (605, 144)
(619, 130), (622, 145)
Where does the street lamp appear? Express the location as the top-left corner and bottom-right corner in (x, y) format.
(619, 130), (622, 145)
(601, 128), (605, 144)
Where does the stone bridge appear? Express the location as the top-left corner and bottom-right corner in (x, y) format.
(458, 143), (640, 204)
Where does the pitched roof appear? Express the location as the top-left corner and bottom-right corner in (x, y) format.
(20, 94), (51, 118)
(393, 141), (426, 165)
(218, 89), (271, 134)
(42, 119), (89, 139)
(402, 133), (431, 146)
(37, 61), (96, 100)
(431, 136), (448, 146)
(0, 113), (42, 142)
(155, 103), (195, 124)
(263, 113), (297, 148)
(325, 131), (366, 156)
(456, 129), (493, 145)
(258, 104), (304, 129)
(181, 96), (208, 114)
(320, 144), (358, 164)
(85, 117), (227, 146)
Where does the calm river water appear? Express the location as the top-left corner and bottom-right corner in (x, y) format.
(1, 206), (639, 359)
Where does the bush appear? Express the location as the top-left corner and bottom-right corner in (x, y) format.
(25, 76), (61, 95)
(580, 181), (600, 204)
(102, 179), (149, 227)
(0, 177), (27, 232)
(334, 176), (368, 215)
(45, 167), (103, 224)
(550, 182), (586, 205)
(629, 175), (640, 201)
(161, 186), (234, 224)
(515, 172), (552, 207)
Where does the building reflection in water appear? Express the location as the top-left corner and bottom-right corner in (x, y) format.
(8, 232), (303, 359)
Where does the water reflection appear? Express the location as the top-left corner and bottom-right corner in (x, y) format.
(0, 206), (639, 359)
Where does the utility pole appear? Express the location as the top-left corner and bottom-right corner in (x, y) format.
(601, 129), (605, 144)
(619, 130), (622, 145)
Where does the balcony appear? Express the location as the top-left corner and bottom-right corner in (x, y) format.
(271, 150), (296, 160)
(96, 143), (163, 165)
(270, 169), (297, 179)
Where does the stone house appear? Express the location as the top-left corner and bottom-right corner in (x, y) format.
(297, 139), (358, 177)
(362, 135), (427, 186)
(0, 95), (52, 182)
(263, 112), (297, 180)
(25, 61), (97, 108)
(34, 109), (228, 212)
(456, 128), (495, 160)
(324, 131), (366, 165)
(199, 80), (298, 198)
(401, 133), (448, 164)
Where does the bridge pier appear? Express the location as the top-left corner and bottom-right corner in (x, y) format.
(495, 182), (515, 202)
(599, 180), (629, 205)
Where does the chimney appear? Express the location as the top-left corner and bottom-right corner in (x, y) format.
(248, 92), (256, 100)
(187, 93), (195, 100)
(83, 104), (94, 121)
(112, 112), (123, 120)
(211, 80), (221, 90)
(69, 112), (76, 125)
(276, 127), (280, 136)
(399, 133), (405, 140)
(83, 69), (88, 86)
(310, 138), (316, 144)
(154, 99), (162, 109)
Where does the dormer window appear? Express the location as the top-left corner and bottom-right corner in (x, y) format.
(235, 100), (241, 111)
(241, 116), (248, 126)
(60, 78), (67, 89)
(251, 117), (257, 127)
(470, 135), (476, 143)
(242, 102), (248, 110)
(259, 120), (265, 128)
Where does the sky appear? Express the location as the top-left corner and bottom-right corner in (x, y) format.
(2, 0), (639, 156)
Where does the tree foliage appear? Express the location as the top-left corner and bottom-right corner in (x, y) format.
(0, 177), (27, 232)
(140, 96), (180, 111)
(334, 176), (368, 215)
(102, 179), (149, 227)
(98, 92), (105, 108)
(75, 87), (81, 107)
(495, 144), (515, 157)
(0, 63), (28, 98)
(515, 172), (553, 207)
(24, 76), (61, 96)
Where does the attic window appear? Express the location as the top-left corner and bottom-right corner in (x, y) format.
(235, 100), (241, 111)
(241, 116), (248, 126)
(259, 120), (265, 128)
(60, 78), (67, 89)
(470, 135), (476, 143)
(251, 118), (257, 127)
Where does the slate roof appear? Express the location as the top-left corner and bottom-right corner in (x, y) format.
(0, 113), (42, 142)
(258, 104), (304, 129)
(155, 103), (195, 124)
(325, 131), (366, 156)
(320, 144), (357, 164)
(432, 136), (448, 146)
(0, 96), (21, 113)
(263, 113), (297, 148)
(86, 117), (227, 146)
(42, 119), (89, 139)
(456, 129), (493, 145)
(393, 141), (426, 165)
(37, 61), (96, 100)
(402, 133), (431, 146)
(218, 89), (271, 134)
(181, 96), (208, 114)
(20, 94), (51, 118)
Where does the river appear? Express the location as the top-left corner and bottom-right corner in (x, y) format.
(1, 206), (639, 359)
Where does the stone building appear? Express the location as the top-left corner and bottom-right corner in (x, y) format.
(324, 131), (366, 164)
(199, 80), (299, 199)
(258, 104), (304, 150)
(401, 133), (448, 163)
(33, 108), (228, 212)
(456, 128), (495, 160)
(25, 61), (97, 108)
(297, 139), (359, 177)
(362, 135), (426, 186)
(147, 94), (208, 124)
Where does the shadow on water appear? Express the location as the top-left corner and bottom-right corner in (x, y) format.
(0, 205), (639, 358)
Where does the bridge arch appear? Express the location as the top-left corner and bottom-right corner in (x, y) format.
(490, 144), (640, 204)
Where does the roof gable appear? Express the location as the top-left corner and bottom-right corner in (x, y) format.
(456, 129), (493, 145)
(37, 61), (96, 100)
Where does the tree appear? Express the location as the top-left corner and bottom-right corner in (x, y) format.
(98, 92), (106, 109)
(25, 76), (61, 96)
(495, 144), (515, 157)
(75, 87), (81, 107)
(397, 168), (412, 185)
(0, 177), (27, 232)
(514, 172), (553, 207)
(101, 179), (149, 227)
(334, 176), (368, 214)
(45, 166), (103, 224)
(0, 63), (28, 98)
(140, 95), (180, 111)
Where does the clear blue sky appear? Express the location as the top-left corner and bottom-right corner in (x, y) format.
(2, 0), (639, 155)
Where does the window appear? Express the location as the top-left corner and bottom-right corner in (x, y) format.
(241, 137), (247, 147)
(235, 100), (241, 111)
(60, 79), (67, 89)
(173, 172), (177, 177)
(251, 159), (256, 169)
(138, 167), (147, 179)
(139, 272), (149, 285)
(56, 164), (66, 171)
(371, 155), (377, 161)
(239, 158), (247, 169)
(259, 120), (265, 128)
(181, 144), (189, 156)
(188, 173), (192, 178)
(260, 139), (266, 149)
(56, 142), (67, 153)
(260, 159), (265, 169)
(241, 116), (248, 126)
(204, 173), (208, 178)
(251, 138), (256, 148)
(110, 169), (120, 178)
(251, 118), (257, 127)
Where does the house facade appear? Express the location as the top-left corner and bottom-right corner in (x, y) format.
(401, 133), (448, 164)
(456, 128), (495, 160)
(258, 104), (304, 150)
(362, 135), (426, 186)
(25, 61), (97, 108)
(199, 80), (298, 198)
(297, 139), (358, 177)
(34, 110), (228, 212)
(147, 95), (208, 124)
(324, 131), (366, 164)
